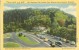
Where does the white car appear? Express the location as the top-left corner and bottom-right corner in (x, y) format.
(70, 41), (76, 45)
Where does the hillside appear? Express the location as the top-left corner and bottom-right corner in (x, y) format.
(4, 8), (76, 41)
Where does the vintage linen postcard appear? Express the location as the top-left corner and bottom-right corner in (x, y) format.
(0, 0), (79, 50)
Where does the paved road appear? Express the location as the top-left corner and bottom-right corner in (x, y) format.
(23, 33), (51, 47)
(4, 32), (76, 47)
(4, 32), (51, 47)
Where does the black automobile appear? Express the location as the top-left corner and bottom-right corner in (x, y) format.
(55, 41), (62, 47)
(50, 43), (55, 47)
(48, 40), (55, 47)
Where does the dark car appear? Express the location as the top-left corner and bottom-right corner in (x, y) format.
(54, 36), (61, 40)
(55, 41), (62, 47)
(48, 40), (55, 47)
(50, 43), (55, 47)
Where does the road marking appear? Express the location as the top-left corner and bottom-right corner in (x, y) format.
(23, 33), (40, 43)
(28, 34), (51, 46)
(34, 36), (51, 46)
(44, 42), (51, 46)
(31, 37), (40, 43)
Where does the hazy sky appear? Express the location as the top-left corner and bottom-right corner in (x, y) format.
(4, 3), (76, 17)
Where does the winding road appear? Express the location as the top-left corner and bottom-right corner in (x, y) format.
(4, 32), (51, 47)
(4, 32), (76, 47)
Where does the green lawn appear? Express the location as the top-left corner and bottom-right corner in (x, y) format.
(17, 34), (38, 45)
(4, 42), (20, 47)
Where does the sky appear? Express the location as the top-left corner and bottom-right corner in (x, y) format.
(4, 3), (76, 17)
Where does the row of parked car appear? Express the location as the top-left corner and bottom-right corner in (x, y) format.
(35, 34), (63, 47)
(53, 36), (76, 45)
(35, 34), (76, 47)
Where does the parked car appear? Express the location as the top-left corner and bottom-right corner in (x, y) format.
(48, 40), (55, 47)
(51, 41), (55, 47)
(54, 36), (61, 40)
(60, 38), (66, 42)
(44, 38), (49, 42)
(55, 41), (62, 47)
(40, 35), (45, 39)
(70, 41), (76, 45)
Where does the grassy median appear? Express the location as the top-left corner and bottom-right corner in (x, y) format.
(4, 42), (20, 47)
(17, 33), (39, 45)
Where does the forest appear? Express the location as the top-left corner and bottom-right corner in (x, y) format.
(4, 8), (76, 41)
